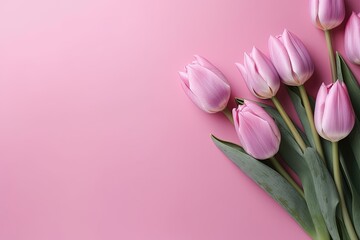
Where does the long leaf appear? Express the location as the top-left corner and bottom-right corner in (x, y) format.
(347, 119), (360, 180)
(258, 103), (339, 239)
(340, 151), (360, 237)
(303, 148), (340, 240)
(339, 125), (360, 236)
(211, 135), (316, 238)
(336, 53), (360, 118)
(277, 124), (330, 240)
(235, 99), (342, 239)
(336, 53), (360, 235)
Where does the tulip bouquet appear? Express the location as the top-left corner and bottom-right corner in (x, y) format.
(179, 0), (360, 239)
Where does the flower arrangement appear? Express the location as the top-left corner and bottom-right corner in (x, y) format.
(178, 0), (360, 239)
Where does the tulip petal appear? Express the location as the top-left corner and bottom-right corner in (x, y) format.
(193, 55), (228, 82)
(251, 47), (280, 95)
(282, 30), (314, 85)
(345, 13), (360, 64)
(233, 108), (246, 149)
(310, 0), (320, 28)
(235, 62), (248, 84)
(178, 71), (189, 86)
(268, 35), (294, 84)
(245, 101), (281, 141)
(243, 53), (270, 98)
(186, 64), (230, 113)
(243, 52), (274, 99)
(318, 0), (345, 30)
(314, 83), (328, 139)
(179, 71), (206, 111)
(237, 111), (280, 159)
(321, 82), (355, 141)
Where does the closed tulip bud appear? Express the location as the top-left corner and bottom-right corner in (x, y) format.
(236, 47), (280, 99)
(233, 100), (281, 159)
(179, 55), (231, 113)
(310, 0), (345, 30)
(345, 12), (360, 65)
(314, 81), (355, 142)
(269, 29), (314, 86)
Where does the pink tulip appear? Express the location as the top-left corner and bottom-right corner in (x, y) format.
(233, 100), (281, 160)
(314, 81), (355, 142)
(345, 12), (360, 65)
(179, 55), (231, 113)
(269, 29), (314, 86)
(310, 0), (345, 30)
(236, 47), (280, 99)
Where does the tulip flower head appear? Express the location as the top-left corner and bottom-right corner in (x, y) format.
(236, 47), (280, 99)
(233, 100), (281, 160)
(310, 0), (345, 30)
(269, 29), (314, 86)
(345, 12), (360, 65)
(314, 81), (355, 142)
(179, 55), (231, 113)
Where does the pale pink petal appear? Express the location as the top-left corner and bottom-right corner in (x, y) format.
(282, 30), (314, 85)
(244, 101), (281, 141)
(179, 72), (205, 111)
(251, 47), (280, 95)
(321, 82), (355, 141)
(233, 107), (246, 149)
(243, 53), (271, 98)
(345, 13), (360, 64)
(187, 64), (230, 113)
(237, 111), (280, 159)
(235, 63), (248, 84)
(268, 35), (293, 84)
(310, 0), (320, 28)
(318, 0), (345, 30)
(178, 71), (189, 87)
(314, 83), (328, 139)
(193, 55), (228, 82)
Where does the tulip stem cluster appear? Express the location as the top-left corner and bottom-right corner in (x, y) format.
(271, 97), (307, 151)
(298, 85), (325, 161)
(269, 157), (304, 198)
(324, 30), (337, 82)
(332, 142), (358, 240)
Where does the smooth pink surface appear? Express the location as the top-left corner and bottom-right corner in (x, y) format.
(0, 0), (360, 239)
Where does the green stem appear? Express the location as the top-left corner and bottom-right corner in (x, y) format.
(332, 142), (359, 240)
(271, 96), (307, 152)
(298, 85), (325, 162)
(222, 107), (233, 124)
(269, 157), (304, 198)
(324, 30), (337, 82)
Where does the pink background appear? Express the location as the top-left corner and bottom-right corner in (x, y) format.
(0, 0), (360, 239)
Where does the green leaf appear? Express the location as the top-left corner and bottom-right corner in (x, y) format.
(341, 162), (360, 237)
(303, 148), (340, 240)
(322, 139), (358, 237)
(236, 99), (341, 239)
(336, 53), (360, 118)
(339, 122), (360, 236)
(351, 191), (360, 237)
(336, 55), (360, 234)
(277, 124), (330, 240)
(347, 119), (360, 180)
(211, 135), (316, 238)
(256, 103), (339, 239)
